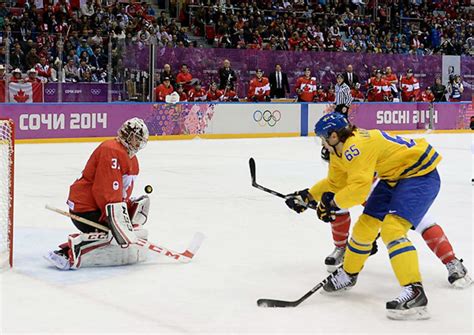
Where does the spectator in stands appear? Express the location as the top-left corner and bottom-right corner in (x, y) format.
(25, 46), (40, 71)
(176, 84), (188, 102)
(160, 64), (175, 87)
(295, 67), (317, 102)
(77, 59), (92, 82)
(432, 76), (447, 102)
(419, 87), (435, 103)
(247, 68), (270, 102)
(188, 81), (207, 101)
(269, 64), (290, 99)
(314, 84), (328, 102)
(342, 64), (359, 89)
(10, 69), (24, 83)
(351, 83), (365, 102)
(218, 59), (237, 90)
(64, 58), (80, 82)
(176, 63), (194, 92)
(76, 39), (94, 58)
(10, 44), (25, 73)
(25, 68), (41, 83)
(154, 76), (175, 102)
(81, 0), (95, 17)
(0, 65), (5, 80)
(368, 69), (391, 102)
(448, 75), (464, 102)
(326, 85), (336, 103)
(383, 66), (399, 101)
(35, 57), (52, 82)
(222, 83), (239, 102)
(400, 69), (420, 102)
(206, 82), (223, 101)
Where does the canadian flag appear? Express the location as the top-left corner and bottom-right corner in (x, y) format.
(8, 82), (44, 103)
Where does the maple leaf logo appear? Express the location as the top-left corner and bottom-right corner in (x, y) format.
(257, 88), (264, 94)
(14, 89), (30, 103)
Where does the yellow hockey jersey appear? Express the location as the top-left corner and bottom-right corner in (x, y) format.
(309, 129), (441, 209)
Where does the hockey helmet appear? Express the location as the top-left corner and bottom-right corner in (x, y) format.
(314, 112), (349, 139)
(117, 117), (149, 156)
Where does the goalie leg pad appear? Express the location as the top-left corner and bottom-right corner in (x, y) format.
(129, 195), (150, 226)
(106, 202), (138, 246)
(67, 232), (147, 269)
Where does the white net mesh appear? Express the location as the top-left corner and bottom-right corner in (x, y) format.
(0, 119), (14, 268)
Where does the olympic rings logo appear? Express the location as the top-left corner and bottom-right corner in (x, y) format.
(91, 89), (102, 95)
(45, 88), (56, 95)
(253, 110), (281, 127)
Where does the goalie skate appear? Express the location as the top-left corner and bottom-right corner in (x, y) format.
(325, 247), (345, 272)
(44, 250), (71, 270)
(446, 258), (473, 289)
(386, 283), (430, 320)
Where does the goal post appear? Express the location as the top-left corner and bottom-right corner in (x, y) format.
(0, 118), (14, 268)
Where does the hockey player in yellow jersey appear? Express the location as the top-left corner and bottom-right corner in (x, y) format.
(312, 112), (441, 320)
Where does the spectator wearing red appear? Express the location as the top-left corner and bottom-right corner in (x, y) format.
(176, 64), (193, 92)
(9, 69), (24, 83)
(247, 68), (270, 102)
(222, 84), (239, 102)
(326, 85), (336, 103)
(313, 84), (327, 102)
(0, 65), (5, 80)
(206, 82), (223, 102)
(154, 76), (175, 102)
(188, 82), (207, 102)
(35, 57), (52, 82)
(367, 69), (391, 102)
(351, 83), (365, 102)
(418, 87), (435, 102)
(383, 66), (399, 99)
(24, 69), (42, 83)
(400, 69), (420, 102)
(295, 67), (317, 102)
(176, 84), (188, 102)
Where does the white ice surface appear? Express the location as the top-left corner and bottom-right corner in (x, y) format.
(1, 134), (473, 334)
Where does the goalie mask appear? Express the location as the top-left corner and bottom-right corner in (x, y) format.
(118, 118), (149, 156)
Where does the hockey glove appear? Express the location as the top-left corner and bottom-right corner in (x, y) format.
(285, 188), (317, 213)
(321, 146), (330, 163)
(317, 192), (340, 222)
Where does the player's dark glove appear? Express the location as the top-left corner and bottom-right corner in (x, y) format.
(265, 95), (271, 102)
(321, 146), (330, 163)
(317, 192), (340, 222)
(285, 188), (317, 213)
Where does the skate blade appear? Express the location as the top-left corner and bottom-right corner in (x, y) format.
(386, 306), (430, 320)
(451, 274), (473, 289)
(43, 251), (71, 271)
(326, 264), (342, 273)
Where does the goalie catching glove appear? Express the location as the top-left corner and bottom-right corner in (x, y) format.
(285, 188), (318, 213)
(317, 192), (340, 222)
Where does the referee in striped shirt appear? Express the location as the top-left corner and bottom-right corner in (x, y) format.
(334, 73), (353, 117)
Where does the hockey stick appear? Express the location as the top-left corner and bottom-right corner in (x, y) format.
(249, 157), (317, 210)
(45, 205), (205, 263)
(257, 271), (333, 308)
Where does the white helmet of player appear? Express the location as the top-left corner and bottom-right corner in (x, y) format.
(117, 117), (149, 156)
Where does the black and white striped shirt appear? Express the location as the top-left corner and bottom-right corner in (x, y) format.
(335, 82), (353, 106)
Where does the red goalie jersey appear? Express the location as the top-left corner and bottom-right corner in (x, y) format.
(67, 139), (139, 221)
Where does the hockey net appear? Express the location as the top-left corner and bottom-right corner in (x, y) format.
(0, 119), (14, 268)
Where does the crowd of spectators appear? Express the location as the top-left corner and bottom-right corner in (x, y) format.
(0, 0), (192, 83)
(152, 59), (464, 103)
(190, 0), (473, 55)
(0, 0), (471, 102)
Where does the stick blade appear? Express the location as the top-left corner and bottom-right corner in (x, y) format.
(257, 298), (296, 308)
(249, 157), (256, 185)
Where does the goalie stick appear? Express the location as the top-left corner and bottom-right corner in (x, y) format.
(45, 205), (205, 263)
(249, 157), (317, 210)
(257, 271), (334, 308)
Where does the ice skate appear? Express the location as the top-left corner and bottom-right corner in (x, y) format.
(323, 267), (358, 293)
(44, 250), (71, 270)
(446, 258), (472, 289)
(386, 283), (430, 320)
(325, 246), (345, 272)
